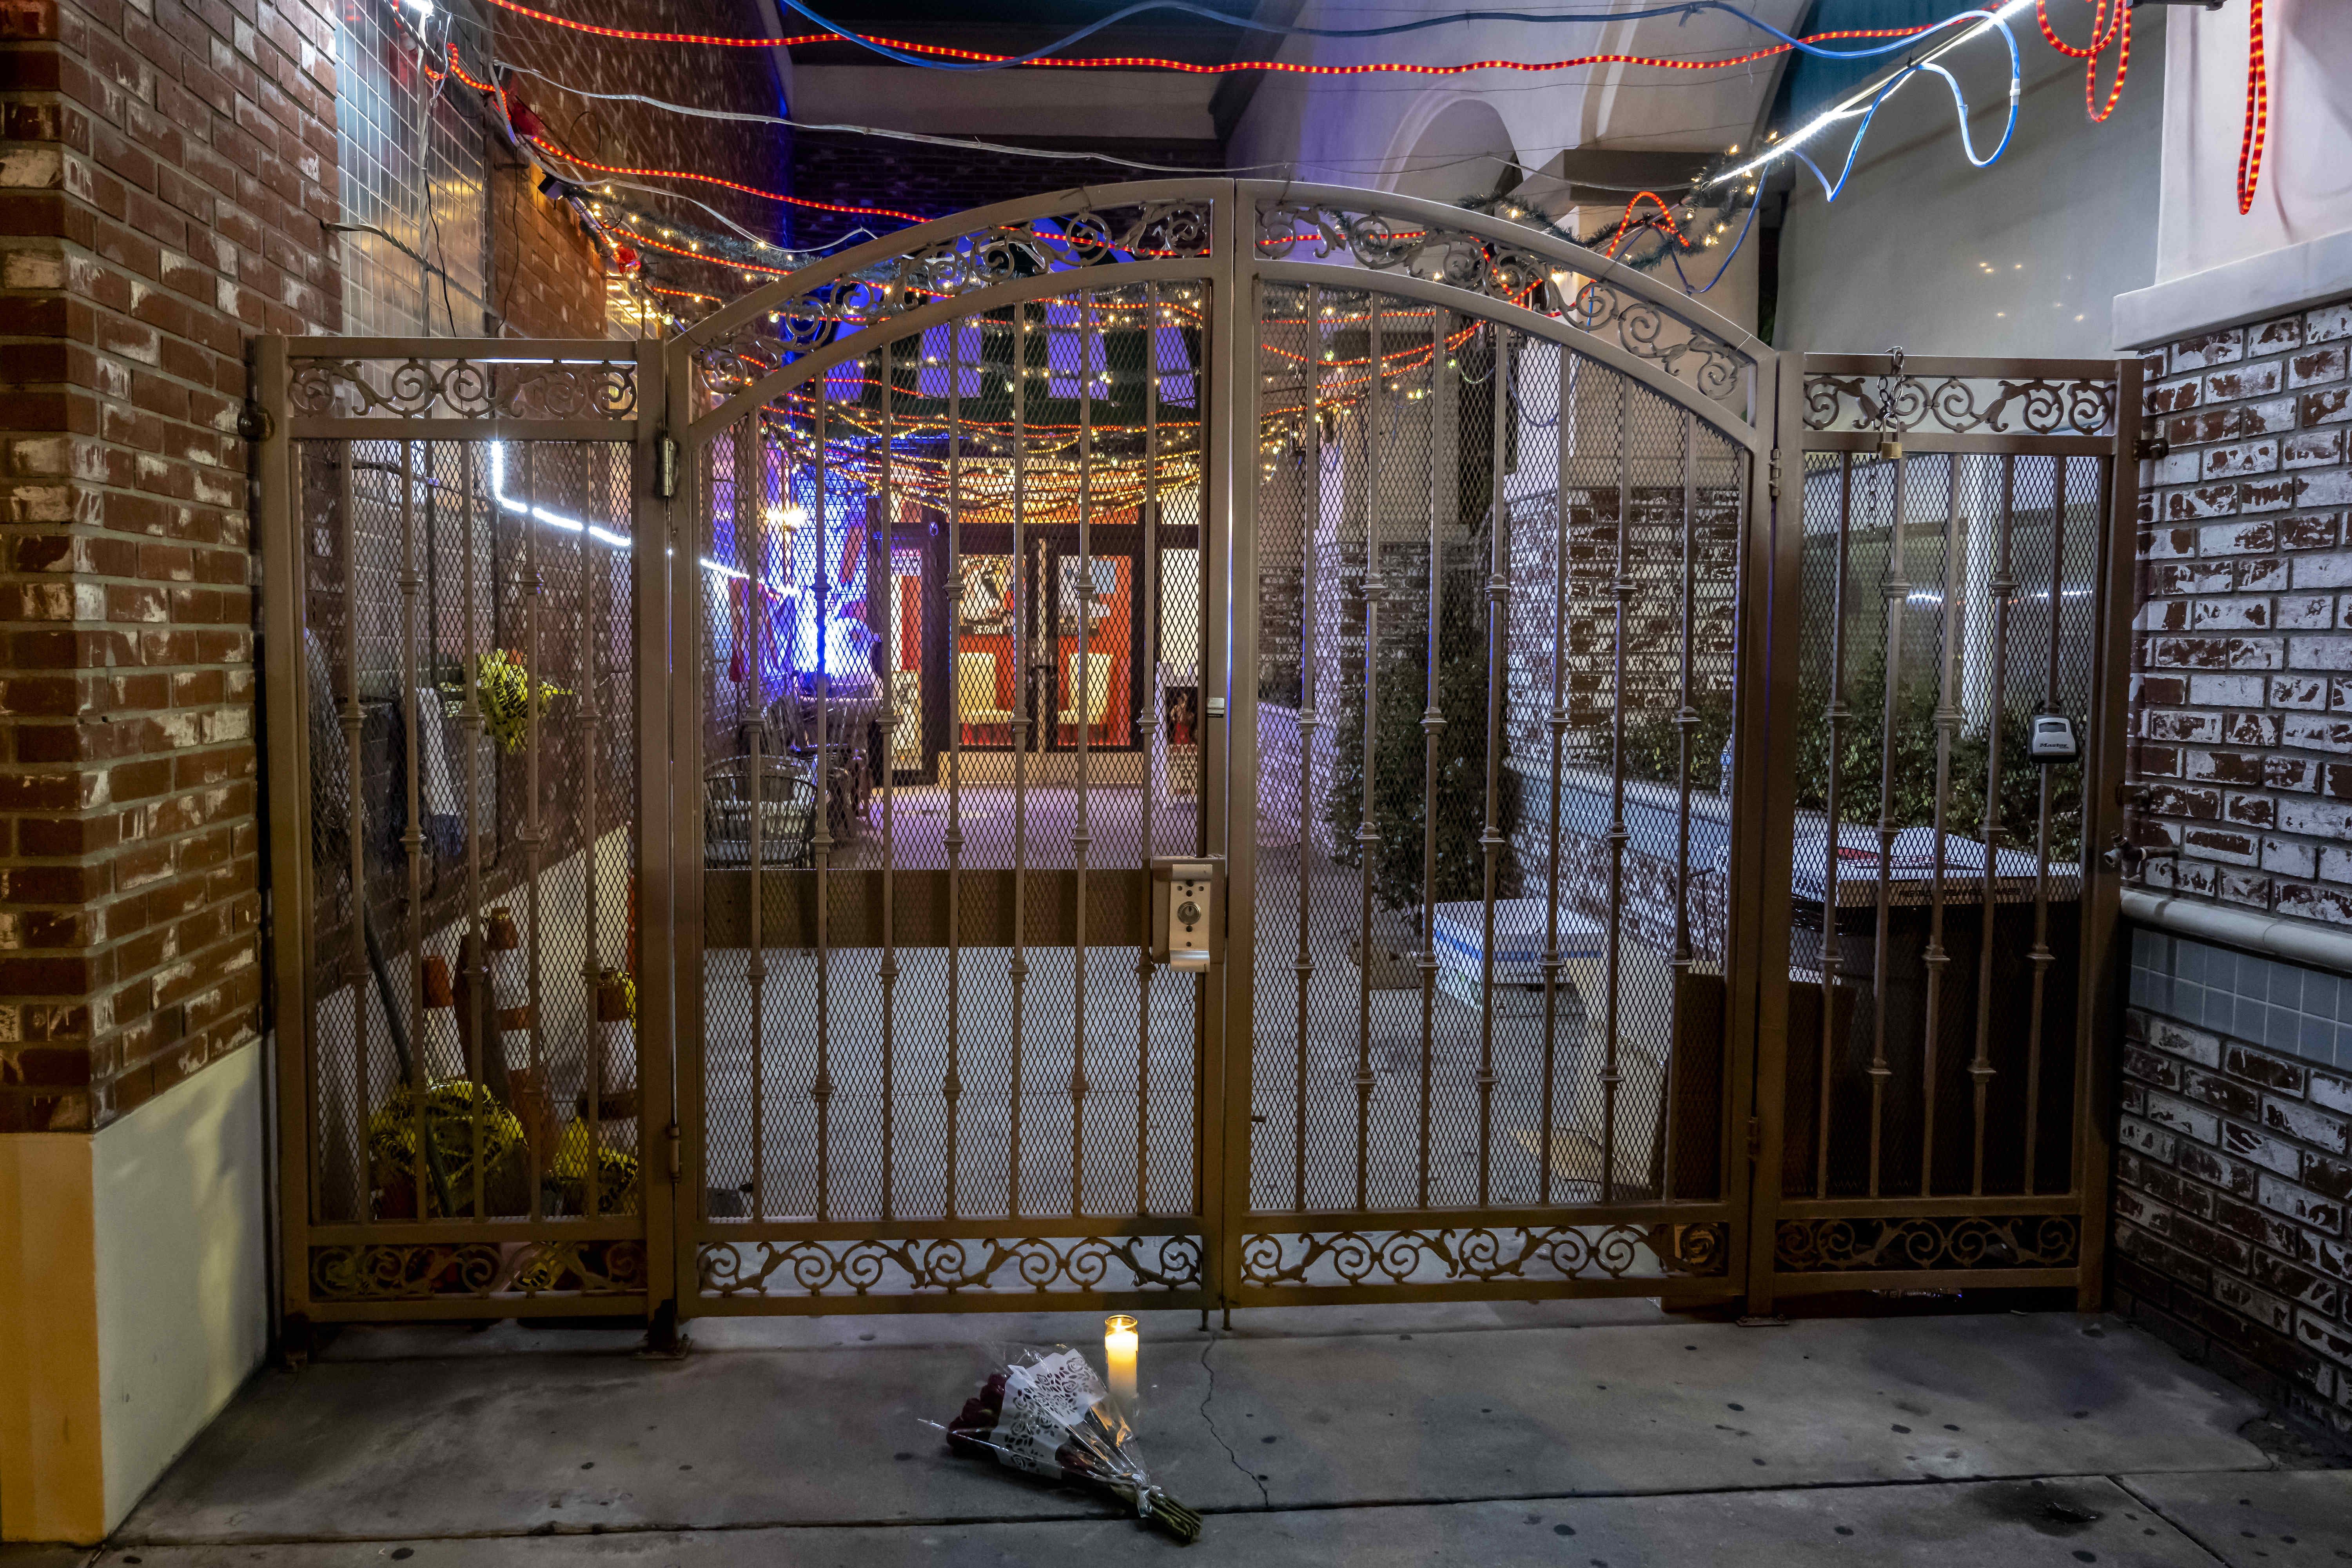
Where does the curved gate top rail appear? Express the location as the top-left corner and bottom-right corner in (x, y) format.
(672, 178), (1768, 439)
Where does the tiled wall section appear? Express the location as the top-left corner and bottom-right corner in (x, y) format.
(2133, 928), (2352, 1069)
(2112, 934), (2352, 1442)
(2128, 293), (2352, 927)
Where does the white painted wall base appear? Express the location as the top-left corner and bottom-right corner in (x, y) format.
(0, 1045), (269, 1543)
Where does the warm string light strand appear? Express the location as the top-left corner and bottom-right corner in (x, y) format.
(2238, 0), (2268, 216)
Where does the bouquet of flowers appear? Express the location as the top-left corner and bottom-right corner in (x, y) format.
(938, 1347), (1202, 1544)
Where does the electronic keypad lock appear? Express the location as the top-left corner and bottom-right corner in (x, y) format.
(1151, 858), (1221, 972)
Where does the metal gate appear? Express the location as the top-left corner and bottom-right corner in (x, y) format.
(256, 338), (672, 1329)
(257, 185), (2139, 1328)
(667, 181), (1775, 1314)
(1745, 352), (2140, 1311)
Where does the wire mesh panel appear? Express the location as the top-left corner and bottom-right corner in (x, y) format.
(260, 341), (655, 1321)
(1764, 354), (2137, 1301)
(1236, 274), (1752, 1302)
(681, 271), (1219, 1310)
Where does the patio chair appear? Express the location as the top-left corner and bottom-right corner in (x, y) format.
(703, 755), (816, 867)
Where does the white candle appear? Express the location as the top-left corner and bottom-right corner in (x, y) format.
(1103, 1314), (1138, 1408)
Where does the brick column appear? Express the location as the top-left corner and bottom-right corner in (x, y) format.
(0, 0), (342, 1134)
(2129, 300), (2352, 924)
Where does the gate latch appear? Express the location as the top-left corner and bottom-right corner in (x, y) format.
(1151, 857), (1221, 972)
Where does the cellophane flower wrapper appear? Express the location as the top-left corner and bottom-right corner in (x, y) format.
(937, 1345), (1202, 1544)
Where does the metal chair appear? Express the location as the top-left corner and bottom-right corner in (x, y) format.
(703, 755), (816, 867)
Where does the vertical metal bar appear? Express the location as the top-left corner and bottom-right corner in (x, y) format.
(1816, 451), (1854, 1199)
(1137, 285), (1160, 1216)
(338, 440), (369, 1226)
(1539, 346), (1573, 1209)
(739, 417), (768, 1224)
(1217, 217), (1260, 1309)
(1009, 299), (1030, 1221)
(1739, 347), (1806, 1315)
(460, 441), (487, 1220)
(522, 443), (546, 1223)
(2024, 455), (2069, 1194)
(254, 338), (317, 1312)
(1666, 410), (1697, 1203)
(2076, 356), (2146, 1309)
(1071, 293), (1095, 1218)
(1292, 286), (1319, 1214)
(1475, 326), (1509, 1207)
(398, 441), (430, 1216)
(1602, 378), (1632, 1205)
(880, 337), (900, 1223)
(580, 443), (604, 1220)
(945, 321), (966, 1222)
(812, 393), (836, 1222)
(1416, 302), (1449, 1210)
(1920, 455), (1965, 1197)
(1353, 298), (1384, 1212)
(1865, 446), (1911, 1200)
(1970, 453), (2018, 1197)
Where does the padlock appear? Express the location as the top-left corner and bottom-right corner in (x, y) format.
(1878, 437), (1903, 461)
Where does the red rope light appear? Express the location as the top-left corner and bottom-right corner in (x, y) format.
(1601, 191), (1689, 259)
(2238, 0), (2267, 215)
(472, 0), (1935, 75)
(533, 136), (929, 223)
(2035, 0), (2131, 122)
(612, 223), (799, 275)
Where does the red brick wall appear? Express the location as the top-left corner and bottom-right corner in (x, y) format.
(2127, 296), (2352, 927)
(0, 0), (783, 1133)
(0, 0), (342, 1131)
(489, 0), (784, 327)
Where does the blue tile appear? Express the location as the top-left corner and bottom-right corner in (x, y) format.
(2239, 950), (2272, 1000)
(2267, 1005), (2301, 1053)
(2149, 973), (2174, 1014)
(2133, 928), (2158, 967)
(2303, 972), (2341, 1022)
(2301, 1013), (2336, 1062)
(2236, 995), (2269, 1042)
(2179, 941), (2205, 984)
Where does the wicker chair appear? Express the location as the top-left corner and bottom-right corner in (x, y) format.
(703, 755), (816, 867)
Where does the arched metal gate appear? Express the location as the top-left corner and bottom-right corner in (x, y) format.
(257, 180), (2137, 1332)
(668, 180), (1772, 1316)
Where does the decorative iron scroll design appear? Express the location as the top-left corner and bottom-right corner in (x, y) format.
(690, 196), (1217, 412)
(1803, 373), (2117, 437)
(287, 356), (636, 420)
(1240, 1222), (1729, 1288)
(1254, 196), (1756, 410)
(1774, 1215), (2081, 1273)
(310, 1240), (648, 1300)
(696, 1234), (1205, 1298)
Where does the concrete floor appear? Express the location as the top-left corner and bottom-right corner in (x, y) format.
(9, 1301), (2347, 1566)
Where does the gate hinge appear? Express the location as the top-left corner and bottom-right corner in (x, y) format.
(1766, 448), (1782, 501)
(238, 401), (274, 442)
(655, 434), (680, 499)
(2133, 432), (2170, 463)
(665, 1119), (681, 1180)
(1746, 1116), (1761, 1164)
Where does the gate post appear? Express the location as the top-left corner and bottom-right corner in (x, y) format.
(632, 332), (680, 1337)
(1736, 351), (1811, 1316)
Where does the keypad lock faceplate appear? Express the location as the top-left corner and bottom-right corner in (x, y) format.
(1151, 858), (1220, 972)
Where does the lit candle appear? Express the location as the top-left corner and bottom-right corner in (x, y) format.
(1103, 1314), (1138, 1408)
